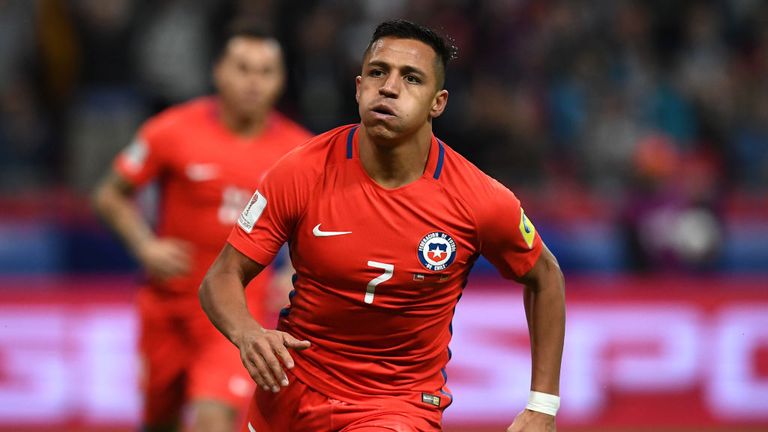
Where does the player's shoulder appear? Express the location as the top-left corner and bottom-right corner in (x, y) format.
(140, 96), (214, 138)
(437, 139), (524, 229)
(265, 124), (355, 182)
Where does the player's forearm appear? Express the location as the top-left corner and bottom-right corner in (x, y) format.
(92, 175), (155, 258)
(523, 250), (565, 395)
(200, 272), (261, 345)
(199, 247), (266, 346)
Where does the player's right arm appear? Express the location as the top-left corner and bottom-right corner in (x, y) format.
(200, 244), (310, 393)
(92, 165), (192, 279)
(93, 113), (193, 280)
(92, 171), (192, 280)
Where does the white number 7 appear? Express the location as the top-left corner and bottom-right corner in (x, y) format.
(366, 261), (394, 304)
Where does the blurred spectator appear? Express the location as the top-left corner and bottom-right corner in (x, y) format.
(132, 0), (218, 111)
(0, 0), (51, 190)
(621, 134), (724, 272)
(60, 0), (145, 192)
(293, 2), (351, 131)
(0, 80), (51, 191)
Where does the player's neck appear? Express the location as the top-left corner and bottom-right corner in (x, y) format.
(358, 126), (432, 189)
(218, 103), (267, 138)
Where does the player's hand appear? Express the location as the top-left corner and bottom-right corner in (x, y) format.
(235, 327), (311, 393)
(136, 237), (193, 280)
(506, 409), (556, 432)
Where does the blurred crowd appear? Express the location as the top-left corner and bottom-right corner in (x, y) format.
(1, 0), (767, 272)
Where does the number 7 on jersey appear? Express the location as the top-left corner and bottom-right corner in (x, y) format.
(366, 261), (393, 304)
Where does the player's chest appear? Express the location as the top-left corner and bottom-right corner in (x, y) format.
(291, 178), (478, 304)
(170, 134), (276, 185)
(164, 133), (282, 223)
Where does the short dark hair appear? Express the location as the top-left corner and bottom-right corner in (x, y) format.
(364, 19), (457, 89)
(214, 18), (281, 61)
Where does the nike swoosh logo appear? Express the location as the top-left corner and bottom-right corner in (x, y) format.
(312, 223), (352, 237)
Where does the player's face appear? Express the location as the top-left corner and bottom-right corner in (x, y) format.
(214, 37), (284, 120)
(356, 37), (448, 142)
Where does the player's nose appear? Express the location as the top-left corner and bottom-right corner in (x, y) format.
(379, 73), (400, 98)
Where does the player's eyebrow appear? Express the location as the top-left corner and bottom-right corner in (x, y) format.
(367, 60), (427, 78)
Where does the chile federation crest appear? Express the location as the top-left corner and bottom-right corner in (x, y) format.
(418, 232), (457, 271)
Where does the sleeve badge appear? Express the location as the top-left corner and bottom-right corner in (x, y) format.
(519, 209), (536, 249)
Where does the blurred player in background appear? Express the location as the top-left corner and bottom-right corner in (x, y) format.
(92, 21), (312, 432)
(200, 20), (565, 432)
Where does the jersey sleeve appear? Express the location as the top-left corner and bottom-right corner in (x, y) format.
(473, 177), (543, 279)
(227, 151), (311, 266)
(112, 117), (170, 187)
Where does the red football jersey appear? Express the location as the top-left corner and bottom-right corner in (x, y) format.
(228, 124), (542, 405)
(114, 96), (311, 313)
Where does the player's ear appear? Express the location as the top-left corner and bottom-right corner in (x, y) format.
(429, 89), (449, 119)
(355, 76), (362, 103)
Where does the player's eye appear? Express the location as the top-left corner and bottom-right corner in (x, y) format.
(405, 75), (421, 84)
(369, 69), (384, 77)
(260, 66), (279, 78)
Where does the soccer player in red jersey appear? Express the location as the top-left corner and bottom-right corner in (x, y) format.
(200, 20), (565, 432)
(92, 22), (312, 432)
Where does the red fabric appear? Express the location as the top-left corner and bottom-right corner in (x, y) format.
(113, 96), (311, 304)
(137, 286), (256, 424)
(228, 124), (542, 405)
(241, 370), (441, 431)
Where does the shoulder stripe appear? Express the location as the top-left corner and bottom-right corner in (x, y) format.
(433, 140), (446, 179)
(346, 125), (358, 159)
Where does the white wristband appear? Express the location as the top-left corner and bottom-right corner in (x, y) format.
(525, 391), (560, 416)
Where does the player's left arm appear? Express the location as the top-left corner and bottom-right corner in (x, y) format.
(508, 243), (565, 432)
